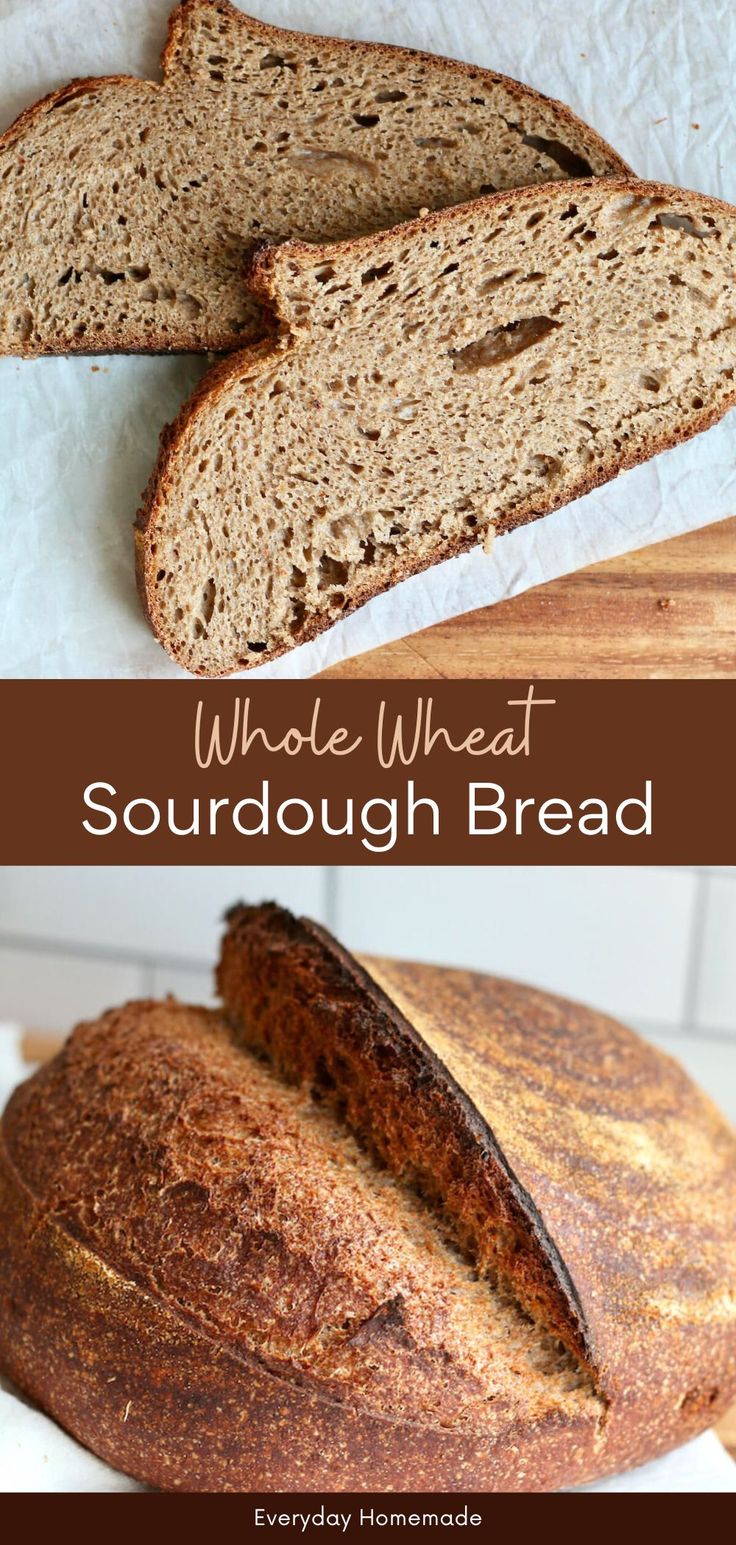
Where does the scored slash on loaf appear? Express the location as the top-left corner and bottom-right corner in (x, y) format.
(0, 903), (734, 1491)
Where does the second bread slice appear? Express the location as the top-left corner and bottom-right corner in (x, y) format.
(0, 0), (628, 356)
(137, 178), (736, 675)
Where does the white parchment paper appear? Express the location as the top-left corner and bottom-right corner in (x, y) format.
(0, 1024), (734, 1493)
(0, 0), (735, 677)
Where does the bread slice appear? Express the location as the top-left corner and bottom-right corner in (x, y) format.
(1, 901), (734, 1492)
(0, 0), (628, 357)
(137, 177), (736, 676)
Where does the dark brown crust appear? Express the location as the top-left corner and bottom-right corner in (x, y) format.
(0, 1131), (603, 1492)
(218, 902), (592, 1369)
(2, 904), (734, 1491)
(0, 0), (630, 359)
(136, 176), (736, 675)
(217, 905), (736, 1419)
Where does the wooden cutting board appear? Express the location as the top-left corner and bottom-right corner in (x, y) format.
(320, 518), (736, 679)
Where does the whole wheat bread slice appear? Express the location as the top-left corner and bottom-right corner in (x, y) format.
(0, 0), (629, 356)
(137, 177), (736, 676)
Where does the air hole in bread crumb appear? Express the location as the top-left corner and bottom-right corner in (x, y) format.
(654, 212), (715, 240)
(526, 453), (562, 479)
(479, 269), (518, 294)
(361, 260), (393, 285)
(640, 372), (661, 392)
(375, 89), (407, 102)
(200, 580), (216, 626)
(289, 147), (379, 178)
(520, 133), (594, 178)
(260, 52), (296, 71)
(451, 315), (560, 372)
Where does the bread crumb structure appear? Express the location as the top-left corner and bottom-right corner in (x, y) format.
(138, 179), (736, 675)
(0, 0), (627, 356)
(1, 903), (734, 1492)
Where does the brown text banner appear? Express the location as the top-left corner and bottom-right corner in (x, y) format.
(0, 681), (730, 864)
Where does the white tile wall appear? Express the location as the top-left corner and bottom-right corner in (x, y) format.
(0, 867), (329, 1028)
(149, 963), (217, 1007)
(0, 867), (328, 965)
(334, 867), (699, 1026)
(0, 871), (734, 1119)
(694, 872), (736, 1035)
(0, 942), (141, 1032)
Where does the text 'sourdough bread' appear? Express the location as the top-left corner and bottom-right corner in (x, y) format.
(1, 902), (735, 1492)
(0, 0), (628, 356)
(137, 178), (736, 676)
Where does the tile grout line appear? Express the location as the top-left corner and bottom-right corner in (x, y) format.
(2, 928), (736, 1043)
(0, 929), (212, 974)
(681, 870), (710, 1033)
(139, 959), (156, 997)
(323, 867), (340, 931)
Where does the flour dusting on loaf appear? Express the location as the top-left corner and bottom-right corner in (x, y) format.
(1, 902), (734, 1491)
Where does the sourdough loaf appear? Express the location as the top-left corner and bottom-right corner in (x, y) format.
(0, 0), (628, 356)
(0, 902), (734, 1492)
(137, 178), (736, 675)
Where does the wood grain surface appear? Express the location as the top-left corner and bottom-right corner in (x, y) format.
(319, 518), (736, 680)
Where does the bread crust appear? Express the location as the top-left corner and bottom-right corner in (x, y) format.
(218, 904), (592, 1367)
(0, 1129), (602, 1493)
(0, 0), (629, 358)
(1, 908), (735, 1491)
(136, 176), (736, 675)
(218, 904), (736, 1427)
